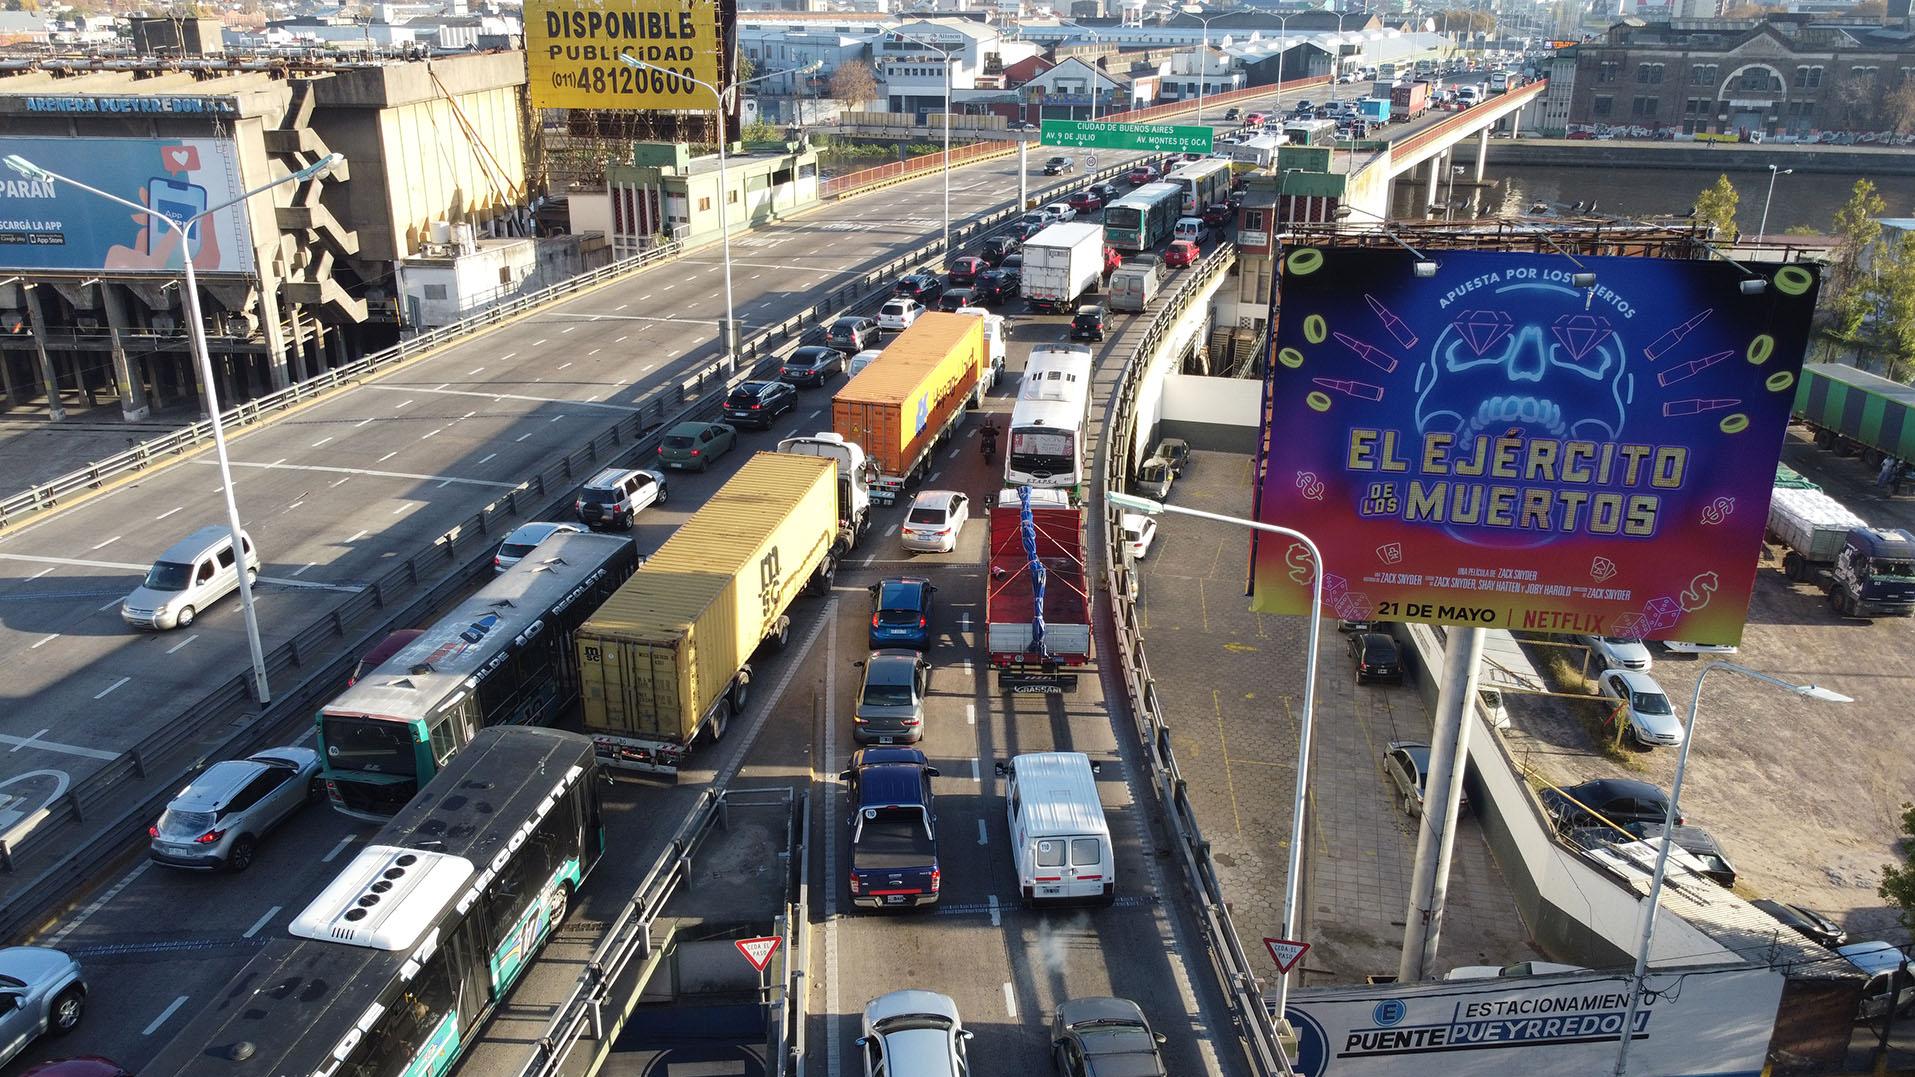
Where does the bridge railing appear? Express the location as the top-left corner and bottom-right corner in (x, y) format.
(1390, 79), (1548, 165)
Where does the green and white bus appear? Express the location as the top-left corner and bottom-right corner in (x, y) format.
(318, 531), (638, 820)
(1103, 182), (1183, 252)
(142, 726), (605, 1077)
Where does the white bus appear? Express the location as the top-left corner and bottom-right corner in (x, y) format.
(1165, 158), (1232, 216)
(1005, 344), (1094, 497)
(1488, 70), (1510, 93)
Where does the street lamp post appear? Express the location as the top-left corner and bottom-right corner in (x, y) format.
(1106, 489), (1323, 1026)
(619, 57), (818, 360)
(1611, 661), (1850, 1076)
(876, 25), (954, 258)
(1757, 164), (1793, 249)
(1180, 6), (1226, 124)
(1273, 13), (1295, 111)
(3, 151), (346, 706)
(1060, 21), (1104, 120)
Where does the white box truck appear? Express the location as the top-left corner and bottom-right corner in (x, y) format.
(1021, 222), (1106, 314)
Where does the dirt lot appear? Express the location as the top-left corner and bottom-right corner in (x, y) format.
(1502, 426), (1915, 941)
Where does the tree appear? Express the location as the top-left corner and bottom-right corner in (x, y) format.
(1838, 72), (1879, 130)
(733, 51), (755, 87)
(831, 60), (878, 111)
(1694, 174), (1740, 240)
(1870, 236), (1915, 381)
(1883, 79), (1915, 135)
(1829, 178), (1887, 339)
(1880, 803), (1915, 929)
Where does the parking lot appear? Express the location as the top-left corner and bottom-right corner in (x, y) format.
(1501, 424), (1915, 944)
(1131, 449), (1532, 987)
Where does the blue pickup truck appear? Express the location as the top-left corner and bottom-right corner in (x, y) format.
(841, 747), (941, 909)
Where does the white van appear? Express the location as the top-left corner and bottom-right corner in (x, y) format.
(1001, 751), (1114, 906)
(122, 525), (260, 630)
(1173, 217), (1205, 244)
(1108, 261), (1163, 313)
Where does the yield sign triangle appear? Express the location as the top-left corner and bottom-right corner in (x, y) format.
(1264, 937), (1309, 974)
(736, 935), (782, 972)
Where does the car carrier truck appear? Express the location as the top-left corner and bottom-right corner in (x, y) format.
(575, 452), (840, 774)
(832, 313), (989, 505)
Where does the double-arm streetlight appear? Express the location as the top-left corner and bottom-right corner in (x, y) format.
(1106, 489), (1323, 1026)
(1058, 20), (1107, 120)
(1611, 660), (1849, 1076)
(1272, 13), (1296, 110)
(1180, 5), (1228, 124)
(619, 57), (818, 360)
(1757, 164), (1793, 248)
(3, 150), (345, 705)
(876, 24), (954, 258)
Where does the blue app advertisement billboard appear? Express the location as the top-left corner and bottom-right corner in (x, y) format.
(0, 137), (256, 274)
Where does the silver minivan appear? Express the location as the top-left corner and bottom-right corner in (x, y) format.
(1108, 260), (1164, 312)
(122, 526), (260, 630)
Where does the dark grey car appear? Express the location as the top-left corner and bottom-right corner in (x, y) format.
(1050, 996), (1167, 1077)
(854, 649), (931, 744)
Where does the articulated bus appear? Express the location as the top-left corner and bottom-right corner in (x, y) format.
(142, 726), (605, 1077)
(1005, 344), (1095, 498)
(317, 531), (638, 821)
(1103, 182), (1183, 252)
(1165, 158), (1231, 216)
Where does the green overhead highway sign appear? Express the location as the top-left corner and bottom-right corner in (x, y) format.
(1039, 119), (1214, 154)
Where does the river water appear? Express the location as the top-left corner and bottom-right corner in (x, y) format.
(1467, 163), (1915, 234)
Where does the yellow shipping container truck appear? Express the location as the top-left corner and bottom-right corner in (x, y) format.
(833, 312), (991, 504)
(575, 452), (839, 774)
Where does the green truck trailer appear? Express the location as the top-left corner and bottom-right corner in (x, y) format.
(1793, 362), (1915, 467)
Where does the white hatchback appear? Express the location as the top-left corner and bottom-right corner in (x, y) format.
(1121, 512), (1157, 561)
(1044, 202), (1077, 223)
(878, 298), (924, 332)
(861, 989), (972, 1076)
(901, 490), (969, 553)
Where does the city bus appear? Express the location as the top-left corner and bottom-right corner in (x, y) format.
(1103, 182), (1183, 252)
(1488, 70), (1510, 93)
(317, 531), (638, 820)
(1165, 158), (1231, 216)
(1005, 344), (1095, 498)
(141, 726), (605, 1077)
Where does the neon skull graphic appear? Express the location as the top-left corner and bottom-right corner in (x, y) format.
(1414, 281), (1633, 447)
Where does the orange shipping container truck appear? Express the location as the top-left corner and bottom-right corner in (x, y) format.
(831, 312), (990, 503)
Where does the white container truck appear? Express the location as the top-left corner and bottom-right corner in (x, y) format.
(1022, 222), (1106, 314)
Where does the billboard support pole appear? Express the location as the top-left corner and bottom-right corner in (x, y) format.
(18, 284), (64, 421)
(1397, 626), (1483, 983)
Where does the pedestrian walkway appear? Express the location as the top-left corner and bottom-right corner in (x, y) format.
(1132, 449), (1531, 989)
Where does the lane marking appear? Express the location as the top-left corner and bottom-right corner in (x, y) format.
(93, 677), (130, 700)
(47, 860), (150, 944)
(966, 702), (976, 726)
(477, 453), (496, 465)
(354, 418), (374, 429)
(822, 601), (844, 1077)
(330, 476), (351, 487)
(977, 817), (988, 845)
(394, 399), (413, 410)
(311, 436), (333, 448)
(322, 834), (356, 863)
(616, 336), (629, 344)
(0, 732), (116, 760)
(393, 504), (411, 515)
(165, 633), (198, 654)
(988, 893), (1001, 926)
(153, 507), (182, 522)
(517, 433), (534, 442)
(286, 501), (305, 513)
(242, 905), (282, 939)
(142, 995), (189, 1036)
(497, 352), (516, 362)
(562, 327), (576, 334)
(378, 451), (398, 463)
(28, 566), (53, 580)
(434, 383), (449, 391)
(588, 349), (601, 356)
(1002, 982), (1018, 1018)
(347, 529), (368, 543)
(197, 458), (515, 490)
(885, 523), (898, 537)
(30, 634), (57, 649)
(97, 597), (122, 611)
(365, 383), (642, 413)
(90, 535), (120, 551)
(420, 429), (441, 440)
(532, 338), (548, 346)
(291, 562), (316, 576)
(971, 757), (980, 783)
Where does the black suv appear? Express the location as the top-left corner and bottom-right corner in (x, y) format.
(826, 316), (879, 353)
(1070, 304), (1106, 342)
(723, 380), (797, 429)
(974, 268), (1020, 305)
(780, 345), (844, 388)
(981, 235), (1020, 266)
(894, 273), (944, 304)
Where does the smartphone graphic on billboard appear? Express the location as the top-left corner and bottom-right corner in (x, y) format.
(147, 176), (208, 258)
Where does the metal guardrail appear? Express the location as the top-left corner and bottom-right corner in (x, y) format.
(1092, 246), (1297, 1076)
(1390, 79), (1548, 164)
(0, 158), (1135, 945)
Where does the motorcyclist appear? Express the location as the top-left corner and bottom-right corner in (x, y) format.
(980, 419), (999, 462)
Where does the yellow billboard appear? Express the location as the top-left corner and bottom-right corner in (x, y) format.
(526, 0), (722, 111)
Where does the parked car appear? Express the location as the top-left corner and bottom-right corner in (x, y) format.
(494, 520), (586, 572)
(1349, 631), (1404, 684)
(854, 649), (933, 745)
(1121, 513), (1157, 561)
(1150, 437), (1191, 475)
(780, 345), (845, 388)
(894, 273), (944, 304)
(1070, 304), (1106, 341)
(1541, 777), (1682, 831)
(1661, 638), (1739, 655)
(657, 420), (738, 471)
(576, 467), (667, 530)
(1164, 239), (1201, 268)
(149, 746), (320, 870)
(869, 576), (937, 650)
(1126, 164), (1159, 185)
(826, 315), (880, 353)
(1134, 454), (1176, 500)
(878, 297), (926, 332)
(974, 268), (1020, 305)
(938, 289), (977, 312)
(1043, 155), (1075, 175)
(1383, 741), (1431, 816)
(1580, 634), (1653, 672)
(1838, 942), (1915, 1022)
(1627, 822), (1736, 887)
(1043, 202), (1077, 223)
(1067, 188), (1106, 214)
(1050, 996), (1167, 1077)
(860, 989), (972, 1076)
(1201, 202), (1234, 228)
(0, 948), (88, 1068)
(1597, 669), (1684, 749)
(723, 379), (798, 429)
(981, 235), (1020, 265)
(947, 255), (988, 285)
(1750, 899), (1848, 949)
(902, 489), (970, 553)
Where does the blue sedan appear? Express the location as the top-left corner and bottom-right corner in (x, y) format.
(869, 576), (936, 650)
